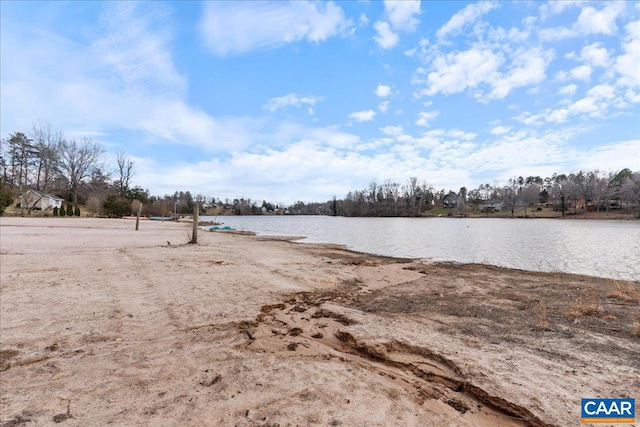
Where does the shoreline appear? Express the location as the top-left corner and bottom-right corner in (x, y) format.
(1, 217), (638, 426)
(5, 215), (638, 281)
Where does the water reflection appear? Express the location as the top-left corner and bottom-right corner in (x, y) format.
(202, 216), (640, 281)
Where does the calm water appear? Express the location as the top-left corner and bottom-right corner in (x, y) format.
(201, 216), (640, 281)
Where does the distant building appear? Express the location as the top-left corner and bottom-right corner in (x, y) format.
(443, 192), (458, 208)
(478, 200), (503, 212)
(19, 190), (64, 210)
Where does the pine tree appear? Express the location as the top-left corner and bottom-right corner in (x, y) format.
(59, 204), (66, 217)
(66, 203), (73, 216)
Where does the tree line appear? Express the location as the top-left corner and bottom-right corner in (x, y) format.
(286, 169), (640, 218)
(1, 122), (638, 218)
(0, 122), (144, 216)
(0, 123), (281, 217)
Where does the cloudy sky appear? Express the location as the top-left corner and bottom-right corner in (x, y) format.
(1, 1), (638, 204)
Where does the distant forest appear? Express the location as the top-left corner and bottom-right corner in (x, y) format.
(2, 123), (639, 218)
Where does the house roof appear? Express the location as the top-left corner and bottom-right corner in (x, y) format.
(20, 189), (64, 200)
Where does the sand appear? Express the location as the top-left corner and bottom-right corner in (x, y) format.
(0, 217), (638, 427)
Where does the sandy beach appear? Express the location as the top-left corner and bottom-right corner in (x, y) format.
(1, 217), (638, 427)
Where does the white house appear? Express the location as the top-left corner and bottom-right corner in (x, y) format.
(19, 190), (64, 210)
(479, 200), (504, 212)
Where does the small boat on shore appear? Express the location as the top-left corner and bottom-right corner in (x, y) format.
(210, 225), (235, 231)
(149, 216), (173, 221)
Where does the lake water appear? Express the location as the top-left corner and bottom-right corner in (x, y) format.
(201, 215), (640, 281)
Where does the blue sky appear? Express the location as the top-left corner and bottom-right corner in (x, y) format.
(1, 1), (639, 204)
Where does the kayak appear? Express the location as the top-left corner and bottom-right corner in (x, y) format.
(210, 225), (235, 231)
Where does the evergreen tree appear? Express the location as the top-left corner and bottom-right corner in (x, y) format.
(103, 194), (129, 217)
(74, 205), (81, 216)
(53, 206), (59, 216)
(0, 191), (13, 214)
(59, 204), (66, 217)
(66, 203), (73, 216)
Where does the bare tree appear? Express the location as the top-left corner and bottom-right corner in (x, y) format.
(407, 177), (419, 216)
(59, 138), (104, 205)
(368, 180), (378, 216)
(571, 170), (597, 212)
(593, 172), (612, 213)
(551, 174), (569, 216)
(30, 122), (62, 193)
(504, 178), (521, 217)
(521, 184), (540, 217)
(619, 173), (640, 217)
(115, 150), (135, 197)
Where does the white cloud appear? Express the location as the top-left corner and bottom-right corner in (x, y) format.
(539, 0), (584, 20)
(568, 97), (598, 115)
(349, 110), (376, 122)
(372, 0), (421, 49)
(570, 65), (592, 81)
(615, 20), (640, 89)
(403, 47), (417, 57)
(575, 2), (624, 36)
(546, 108), (570, 124)
(587, 84), (615, 99)
(359, 13), (369, 27)
(574, 140), (640, 172)
(415, 111), (439, 127)
(263, 93), (323, 111)
(418, 45), (551, 100)
(539, 2), (625, 41)
(92, 3), (185, 95)
(136, 100), (256, 151)
(375, 84), (392, 97)
(485, 47), (551, 100)
(380, 125), (404, 136)
(419, 47), (504, 96)
(378, 101), (390, 113)
(199, 1), (351, 55)
(384, 0), (421, 32)
(538, 27), (576, 41)
(0, 3), (256, 153)
(541, 83), (621, 124)
(580, 43), (611, 67)
(490, 125), (511, 135)
(436, 2), (498, 40)
(373, 21), (399, 49)
(559, 84), (578, 96)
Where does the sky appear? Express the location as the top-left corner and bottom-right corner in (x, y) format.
(1, 1), (639, 204)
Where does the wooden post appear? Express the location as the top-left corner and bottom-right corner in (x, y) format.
(191, 203), (199, 244)
(135, 201), (142, 231)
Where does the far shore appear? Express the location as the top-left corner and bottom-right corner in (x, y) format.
(1, 217), (638, 426)
(3, 200), (639, 222)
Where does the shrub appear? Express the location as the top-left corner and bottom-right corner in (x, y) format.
(60, 204), (66, 217)
(74, 206), (81, 216)
(0, 191), (13, 214)
(103, 194), (129, 217)
(66, 203), (73, 216)
(53, 206), (59, 216)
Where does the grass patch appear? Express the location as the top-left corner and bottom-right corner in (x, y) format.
(534, 301), (551, 330)
(607, 281), (640, 303)
(565, 287), (603, 319)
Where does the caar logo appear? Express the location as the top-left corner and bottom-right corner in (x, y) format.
(581, 398), (635, 423)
